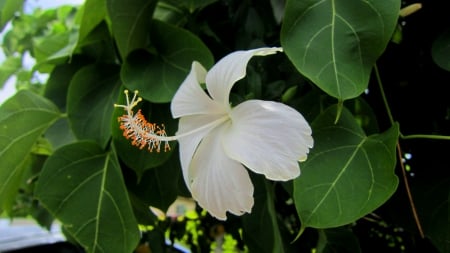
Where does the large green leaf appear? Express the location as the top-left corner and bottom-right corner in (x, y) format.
(281, 0), (400, 100)
(294, 105), (399, 229)
(121, 20), (213, 103)
(35, 141), (139, 253)
(106, 0), (157, 59)
(0, 0), (24, 31)
(0, 90), (60, 212)
(67, 64), (121, 148)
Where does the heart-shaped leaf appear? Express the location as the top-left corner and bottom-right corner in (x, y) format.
(67, 64), (122, 148)
(0, 90), (60, 212)
(35, 141), (140, 253)
(106, 0), (157, 58)
(281, 0), (400, 100)
(294, 105), (399, 229)
(121, 20), (213, 103)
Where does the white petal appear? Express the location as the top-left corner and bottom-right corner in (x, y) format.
(171, 61), (224, 118)
(188, 123), (254, 220)
(205, 47), (283, 107)
(177, 114), (226, 189)
(223, 100), (313, 181)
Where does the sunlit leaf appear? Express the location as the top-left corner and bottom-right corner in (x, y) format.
(0, 56), (21, 88)
(106, 0), (157, 58)
(0, 0), (24, 31)
(294, 105), (399, 228)
(121, 20), (213, 103)
(67, 64), (121, 148)
(281, 0), (400, 100)
(0, 90), (60, 212)
(35, 141), (139, 253)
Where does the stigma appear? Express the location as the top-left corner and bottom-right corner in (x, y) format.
(114, 90), (171, 152)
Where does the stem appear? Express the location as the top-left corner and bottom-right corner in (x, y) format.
(374, 64), (395, 125)
(401, 134), (450, 141)
(375, 65), (424, 238)
(396, 142), (425, 238)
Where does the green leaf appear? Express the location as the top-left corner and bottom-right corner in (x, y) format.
(0, 90), (60, 213)
(0, 0), (24, 31)
(431, 29), (450, 72)
(77, 0), (107, 44)
(44, 56), (92, 110)
(122, 20), (214, 103)
(160, 0), (218, 12)
(281, 0), (400, 100)
(106, 0), (157, 58)
(67, 64), (121, 148)
(33, 28), (80, 71)
(317, 227), (361, 253)
(35, 141), (139, 253)
(294, 105), (399, 229)
(125, 147), (181, 213)
(0, 56), (21, 88)
(112, 92), (177, 176)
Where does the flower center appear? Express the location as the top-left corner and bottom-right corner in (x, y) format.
(114, 90), (228, 152)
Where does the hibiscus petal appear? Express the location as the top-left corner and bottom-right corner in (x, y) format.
(188, 124), (254, 220)
(205, 47), (283, 107)
(223, 100), (313, 181)
(171, 61), (224, 118)
(176, 114), (226, 189)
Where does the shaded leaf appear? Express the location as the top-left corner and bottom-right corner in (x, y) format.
(431, 28), (450, 72)
(67, 64), (121, 148)
(106, 0), (157, 58)
(0, 90), (60, 212)
(294, 105), (399, 229)
(35, 141), (140, 253)
(242, 175), (285, 253)
(77, 0), (107, 44)
(317, 227), (361, 253)
(125, 147), (181, 213)
(121, 20), (214, 103)
(281, 0), (400, 100)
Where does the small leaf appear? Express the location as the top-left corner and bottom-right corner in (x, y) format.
(121, 20), (214, 103)
(106, 0), (157, 58)
(67, 64), (121, 148)
(0, 90), (60, 212)
(294, 105), (399, 229)
(281, 0), (401, 100)
(431, 29), (450, 72)
(35, 141), (140, 253)
(0, 56), (21, 88)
